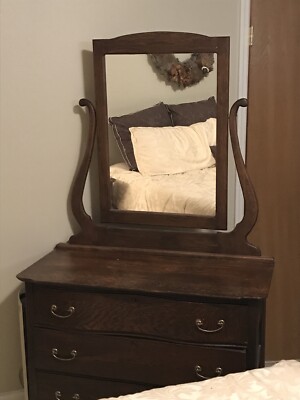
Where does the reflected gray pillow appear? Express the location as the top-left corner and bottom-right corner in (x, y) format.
(109, 103), (172, 171)
(167, 96), (217, 126)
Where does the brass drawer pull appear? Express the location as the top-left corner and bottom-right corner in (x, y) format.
(55, 391), (80, 399)
(52, 348), (77, 361)
(195, 365), (223, 380)
(195, 318), (225, 333)
(51, 305), (75, 319)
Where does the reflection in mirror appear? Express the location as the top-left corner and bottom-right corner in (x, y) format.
(106, 54), (217, 217)
(148, 52), (215, 89)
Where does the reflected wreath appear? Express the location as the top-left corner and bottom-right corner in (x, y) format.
(148, 53), (214, 89)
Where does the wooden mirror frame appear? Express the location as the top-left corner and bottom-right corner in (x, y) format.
(69, 32), (260, 256)
(93, 32), (229, 230)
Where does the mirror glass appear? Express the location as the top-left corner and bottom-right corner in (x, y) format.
(106, 53), (217, 217)
(93, 32), (229, 230)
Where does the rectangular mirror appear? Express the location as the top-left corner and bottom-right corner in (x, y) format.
(93, 32), (229, 229)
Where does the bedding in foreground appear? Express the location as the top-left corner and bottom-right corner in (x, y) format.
(110, 163), (216, 215)
(99, 360), (300, 400)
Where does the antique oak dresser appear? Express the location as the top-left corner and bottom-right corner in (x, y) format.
(17, 32), (274, 400)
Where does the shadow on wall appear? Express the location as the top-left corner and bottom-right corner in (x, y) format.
(0, 285), (23, 392)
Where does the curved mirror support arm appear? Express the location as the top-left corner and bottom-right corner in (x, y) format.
(219, 98), (260, 255)
(229, 99), (258, 233)
(70, 99), (96, 231)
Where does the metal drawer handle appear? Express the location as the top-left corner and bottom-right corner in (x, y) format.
(195, 365), (223, 380)
(195, 318), (225, 333)
(55, 391), (80, 399)
(52, 348), (77, 361)
(51, 305), (75, 319)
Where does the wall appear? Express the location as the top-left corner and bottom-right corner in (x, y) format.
(0, 0), (241, 395)
(106, 55), (217, 115)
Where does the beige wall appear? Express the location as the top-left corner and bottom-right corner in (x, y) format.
(0, 0), (241, 394)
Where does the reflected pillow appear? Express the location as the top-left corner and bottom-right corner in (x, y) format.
(109, 103), (172, 171)
(198, 117), (216, 146)
(167, 96), (217, 126)
(129, 121), (215, 176)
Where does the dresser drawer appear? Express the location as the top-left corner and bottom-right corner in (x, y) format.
(32, 286), (253, 344)
(36, 371), (151, 400)
(33, 328), (247, 386)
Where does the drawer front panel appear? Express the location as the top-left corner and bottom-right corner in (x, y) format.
(33, 287), (252, 344)
(34, 328), (247, 386)
(36, 371), (151, 400)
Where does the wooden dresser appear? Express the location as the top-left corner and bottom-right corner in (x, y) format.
(17, 31), (275, 400)
(18, 245), (273, 400)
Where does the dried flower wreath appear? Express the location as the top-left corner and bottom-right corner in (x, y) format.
(148, 53), (214, 89)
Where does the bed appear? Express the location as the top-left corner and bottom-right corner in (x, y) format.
(99, 360), (300, 400)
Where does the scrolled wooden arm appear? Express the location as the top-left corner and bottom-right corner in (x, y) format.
(70, 98), (96, 230)
(229, 99), (259, 237)
(218, 98), (260, 255)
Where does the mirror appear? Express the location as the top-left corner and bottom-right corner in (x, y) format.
(93, 32), (229, 230)
(106, 53), (217, 218)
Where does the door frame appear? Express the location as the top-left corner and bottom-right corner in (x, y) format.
(235, 0), (251, 225)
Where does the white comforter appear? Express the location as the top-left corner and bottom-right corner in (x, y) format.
(99, 360), (300, 400)
(110, 163), (216, 215)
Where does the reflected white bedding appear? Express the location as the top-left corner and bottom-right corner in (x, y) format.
(99, 360), (300, 400)
(110, 163), (216, 215)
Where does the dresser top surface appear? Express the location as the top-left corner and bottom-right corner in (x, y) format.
(17, 244), (273, 300)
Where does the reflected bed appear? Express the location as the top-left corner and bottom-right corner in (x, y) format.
(110, 162), (216, 215)
(109, 114), (217, 216)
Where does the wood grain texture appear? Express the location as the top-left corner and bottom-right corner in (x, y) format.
(19, 246), (270, 398)
(33, 328), (246, 385)
(17, 246), (273, 300)
(247, 0), (300, 360)
(32, 286), (254, 344)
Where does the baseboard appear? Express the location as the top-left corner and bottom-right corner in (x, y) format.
(0, 390), (24, 400)
(265, 360), (278, 367)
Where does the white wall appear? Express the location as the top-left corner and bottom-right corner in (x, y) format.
(0, 0), (241, 394)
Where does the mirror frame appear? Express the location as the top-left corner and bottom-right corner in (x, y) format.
(93, 32), (230, 230)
